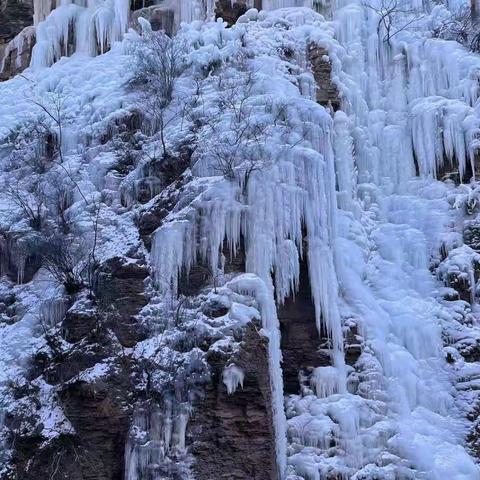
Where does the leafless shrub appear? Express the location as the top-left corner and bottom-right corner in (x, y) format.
(31, 93), (67, 164)
(128, 26), (187, 153)
(37, 103), (89, 205)
(38, 236), (86, 294)
(5, 168), (78, 236)
(432, 7), (480, 52)
(5, 180), (46, 231)
(38, 314), (64, 359)
(129, 27), (185, 104)
(197, 73), (290, 194)
(38, 203), (101, 295)
(110, 129), (144, 176)
(3, 118), (57, 174)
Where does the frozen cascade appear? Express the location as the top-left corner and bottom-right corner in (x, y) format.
(144, 1), (480, 477)
(277, 0), (480, 477)
(310, 366), (341, 398)
(1, 0), (480, 477)
(31, 0), (131, 69)
(29, 0), (331, 69)
(30, 0), (236, 69)
(149, 16), (348, 475)
(125, 402), (191, 480)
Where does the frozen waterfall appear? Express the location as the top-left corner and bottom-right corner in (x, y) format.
(0, 0), (479, 478)
(147, 0), (480, 478)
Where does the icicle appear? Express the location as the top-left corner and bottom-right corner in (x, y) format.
(173, 410), (189, 451)
(34, 0), (56, 26)
(333, 110), (355, 210)
(16, 252), (26, 285)
(124, 402), (183, 480)
(40, 298), (67, 328)
(164, 407), (172, 453)
(151, 219), (196, 296)
(222, 364), (245, 394)
(310, 366), (340, 398)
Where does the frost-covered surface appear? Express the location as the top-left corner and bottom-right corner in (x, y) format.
(1, 0), (480, 479)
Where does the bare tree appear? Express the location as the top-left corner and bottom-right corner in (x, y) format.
(1, 84), (109, 294)
(207, 74), (268, 183)
(198, 73), (290, 194)
(36, 196), (102, 295)
(86, 201), (101, 296)
(128, 26), (187, 154)
(21, 89), (90, 205)
(4, 119), (57, 174)
(8, 79), (89, 206)
(364, 0), (424, 44)
(31, 92), (66, 164)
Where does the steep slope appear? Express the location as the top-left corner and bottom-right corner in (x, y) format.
(1, 1), (480, 480)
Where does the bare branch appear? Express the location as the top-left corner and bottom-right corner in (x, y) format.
(364, 0), (424, 44)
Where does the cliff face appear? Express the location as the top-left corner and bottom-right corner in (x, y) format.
(0, 7), (339, 477)
(0, 0), (32, 44)
(8, 257), (149, 480)
(190, 321), (278, 480)
(0, 0), (34, 80)
(2, 2), (480, 480)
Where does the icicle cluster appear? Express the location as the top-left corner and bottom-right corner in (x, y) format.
(125, 402), (191, 480)
(222, 364), (245, 394)
(31, 0), (130, 69)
